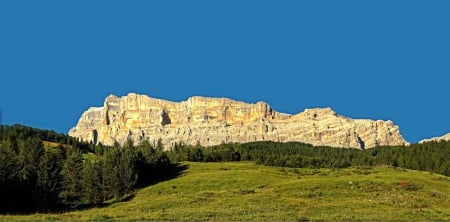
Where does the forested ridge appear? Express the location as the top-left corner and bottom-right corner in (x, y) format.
(0, 125), (174, 213)
(171, 141), (450, 176)
(1, 124), (449, 214)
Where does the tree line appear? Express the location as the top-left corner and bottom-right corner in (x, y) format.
(0, 125), (174, 213)
(168, 140), (450, 176)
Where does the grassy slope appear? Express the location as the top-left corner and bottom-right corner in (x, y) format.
(2, 162), (450, 221)
(42, 140), (61, 149)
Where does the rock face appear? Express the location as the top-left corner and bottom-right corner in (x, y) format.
(69, 93), (408, 149)
(419, 133), (450, 144)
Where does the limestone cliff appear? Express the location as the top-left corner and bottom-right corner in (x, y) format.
(69, 93), (408, 149)
(419, 133), (450, 144)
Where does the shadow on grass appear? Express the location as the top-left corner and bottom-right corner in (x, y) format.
(76, 163), (189, 211)
(136, 162), (189, 189)
(4, 163), (188, 214)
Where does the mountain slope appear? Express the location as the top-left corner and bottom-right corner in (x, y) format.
(2, 162), (449, 221)
(69, 93), (407, 149)
(419, 133), (450, 144)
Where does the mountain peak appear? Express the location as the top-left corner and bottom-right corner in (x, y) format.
(419, 132), (450, 144)
(69, 93), (407, 149)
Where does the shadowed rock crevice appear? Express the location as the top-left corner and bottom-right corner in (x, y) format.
(160, 109), (171, 126)
(92, 129), (98, 145)
(356, 135), (365, 150)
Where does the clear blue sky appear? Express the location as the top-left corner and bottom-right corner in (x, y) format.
(1, 1), (449, 143)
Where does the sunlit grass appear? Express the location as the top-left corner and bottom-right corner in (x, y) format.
(2, 162), (450, 220)
(42, 140), (61, 149)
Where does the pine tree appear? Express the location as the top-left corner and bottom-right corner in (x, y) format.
(120, 148), (138, 195)
(0, 142), (19, 212)
(82, 160), (104, 205)
(17, 138), (44, 211)
(103, 146), (138, 199)
(59, 149), (83, 208)
(156, 138), (164, 151)
(36, 150), (63, 210)
(17, 138), (44, 182)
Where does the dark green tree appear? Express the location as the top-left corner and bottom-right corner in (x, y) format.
(156, 138), (164, 151)
(59, 149), (83, 208)
(103, 146), (138, 199)
(36, 150), (63, 210)
(82, 160), (104, 205)
(17, 138), (44, 182)
(0, 141), (20, 212)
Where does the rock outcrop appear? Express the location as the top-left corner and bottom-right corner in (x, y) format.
(69, 93), (408, 149)
(419, 133), (450, 144)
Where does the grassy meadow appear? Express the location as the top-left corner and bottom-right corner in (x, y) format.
(1, 161), (450, 221)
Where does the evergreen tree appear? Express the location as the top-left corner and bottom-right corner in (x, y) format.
(17, 138), (44, 182)
(82, 160), (104, 205)
(59, 149), (83, 208)
(156, 138), (164, 151)
(103, 146), (138, 199)
(17, 138), (44, 211)
(95, 142), (105, 156)
(0, 142), (19, 212)
(0, 142), (18, 183)
(120, 148), (138, 195)
(36, 150), (63, 210)
(102, 148), (121, 199)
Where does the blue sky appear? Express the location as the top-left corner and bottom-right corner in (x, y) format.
(0, 1), (449, 143)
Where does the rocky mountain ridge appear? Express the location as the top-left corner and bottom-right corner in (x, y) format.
(419, 133), (450, 144)
(69, 93), (408, 149)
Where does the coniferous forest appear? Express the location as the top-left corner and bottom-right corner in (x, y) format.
(1, 124), (450, 213)
(0, 125), (174, 213)
(170, 140), (450, 176)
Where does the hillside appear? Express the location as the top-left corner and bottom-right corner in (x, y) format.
(1, 162), (449, 221)
(2, 124), (450, 220)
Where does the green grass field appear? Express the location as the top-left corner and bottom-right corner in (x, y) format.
(2, 161), (450, 221)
